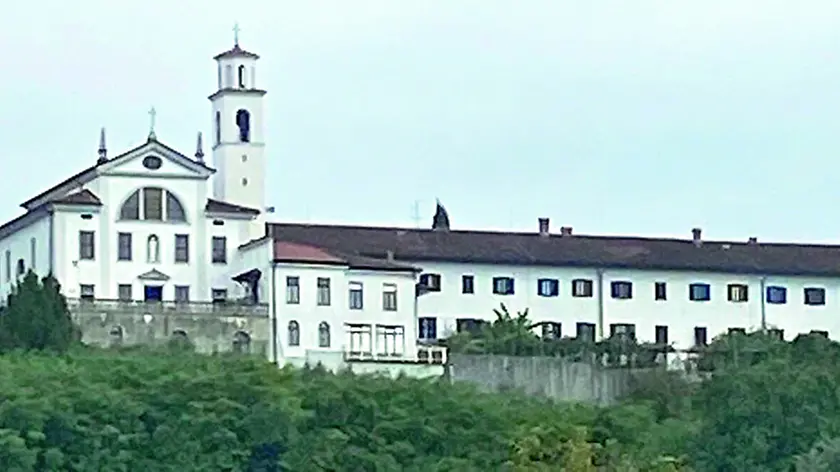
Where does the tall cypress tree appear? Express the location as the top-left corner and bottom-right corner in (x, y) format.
(0, 270), (78, 352)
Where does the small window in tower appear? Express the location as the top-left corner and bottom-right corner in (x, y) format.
(236, 109), (251, 142)
(241, 178), (248, 186)
(241, 154), (248, 162)
(224, 65), (233, 87)
(214, 112), (221, 145)
(238, 65), (247, 88)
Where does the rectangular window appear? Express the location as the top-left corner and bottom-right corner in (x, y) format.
(541, 322), (561, 339)
(461, 275), (475, 293)
(174, 234), (189, 263)
(349, 281), (363, 310)
(456, 318), (486, 334)
(345, 323), (370, 352)
(346, 324), (373, 353)
(689, 283), (711, 301)
(804, 287), (826, 306)
(419, 273), (441, 292)
(143, 187), (163, 220)
(767, 328), (784, 341)
(382, 283), (398, 311)
(655, 325), (669, 345)
(29, 238), (36, 271)
(418, 317), (437, 340)
(727, 283), (749, 302)
(610, 281), (633, 299)
(4, 250), (9, 282)
(79, 231), (95, 260)
(654, 282), (667, 301)
(117, 232), (132, 261)
(766, 286), (787, 304)
(694, 326), (708, 346)
(286, 276), (300, 304)
(79, 284), (95, 300)
(317, 277), (331, 306)
(537, 278), (559, 297)
(462, 275), (475, 294)
(211, 288), (228, 303)
(376, 325), (405, 356)
(609, 323), (636, 339)
(572, 279), (593, 297)
(117, 284), (132, 301)
(492, 277), (515, 295)
(211, 236), (227, 263)
(175, 285), (190, 303)
(576, 322), (596, 343)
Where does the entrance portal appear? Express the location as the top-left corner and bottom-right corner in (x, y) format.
(144, 285), (163, 302)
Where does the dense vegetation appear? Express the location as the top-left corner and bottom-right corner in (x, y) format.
(2, 277), (840, 470)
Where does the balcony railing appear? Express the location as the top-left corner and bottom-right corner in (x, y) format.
(343, 345), (448, 365)
(66, 298), (269, 317)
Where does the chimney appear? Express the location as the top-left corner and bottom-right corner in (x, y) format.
(692, 227), (702, 246)
(560, 226), (573, 236)
(747, 237), (758, 245)
(538, 218), (550, 236)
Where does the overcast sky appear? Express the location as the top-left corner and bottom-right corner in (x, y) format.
(2, 1), (840, 243)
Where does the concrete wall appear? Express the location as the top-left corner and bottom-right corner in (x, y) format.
(72, 301), (270, 357)
(446, 354), (646, 405)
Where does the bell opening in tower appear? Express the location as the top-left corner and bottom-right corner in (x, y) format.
(236, 109), (251, 142)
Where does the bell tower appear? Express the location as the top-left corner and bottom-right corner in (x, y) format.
(209, 24), (267, 218)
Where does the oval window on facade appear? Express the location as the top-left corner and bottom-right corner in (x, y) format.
(142, 156), (163, 170)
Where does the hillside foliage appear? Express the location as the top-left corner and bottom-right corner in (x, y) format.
(0, 286), (839, 469)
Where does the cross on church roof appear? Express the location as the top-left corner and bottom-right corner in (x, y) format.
(148, 106), (157, 140)
(233, 22), (240, 46)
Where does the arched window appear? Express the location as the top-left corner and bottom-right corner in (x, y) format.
(15, 259), (24, 277)
(146, 235), (160, 263)
(238, 65), (247, 88)
(118, 188), (187, 222)
(109, 325), (124, 347)
(288, 321), (300, 346)
(169, 329), (192, 351)
(120, 191), (140, 220)
(233, 331), (251, 353)
(166, 193), (185, 222)
(236, 109), (250, 142)
(318, 322), (331, 348)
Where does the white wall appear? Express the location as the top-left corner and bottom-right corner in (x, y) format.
(0, 213), (52, 300)
(51, 168), (256, 302)
(411, 261), (840, 349)
(270, 263), (418, 361)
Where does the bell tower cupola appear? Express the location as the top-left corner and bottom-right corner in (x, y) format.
(209, 23), (267, 226)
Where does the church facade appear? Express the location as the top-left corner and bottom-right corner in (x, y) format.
(0, 36), (442, 375)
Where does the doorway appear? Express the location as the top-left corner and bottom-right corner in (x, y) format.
(144, 285), (163, 302)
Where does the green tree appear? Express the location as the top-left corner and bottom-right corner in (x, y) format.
(691, 331), (840, 471)
(0, 271), (79, 353)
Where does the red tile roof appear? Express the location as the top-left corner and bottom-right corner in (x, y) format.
(273, 240), (417, 272)
(268, 222), (840, 277)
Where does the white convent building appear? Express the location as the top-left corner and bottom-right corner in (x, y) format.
(1, 33), (839, 373)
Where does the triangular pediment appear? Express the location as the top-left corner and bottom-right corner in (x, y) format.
(21, 138), (216, 211)
(137, 269), (170, 281)
(98, 138), (215, 180)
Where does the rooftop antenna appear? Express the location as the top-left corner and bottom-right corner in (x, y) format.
(411, 201), (421, 228)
